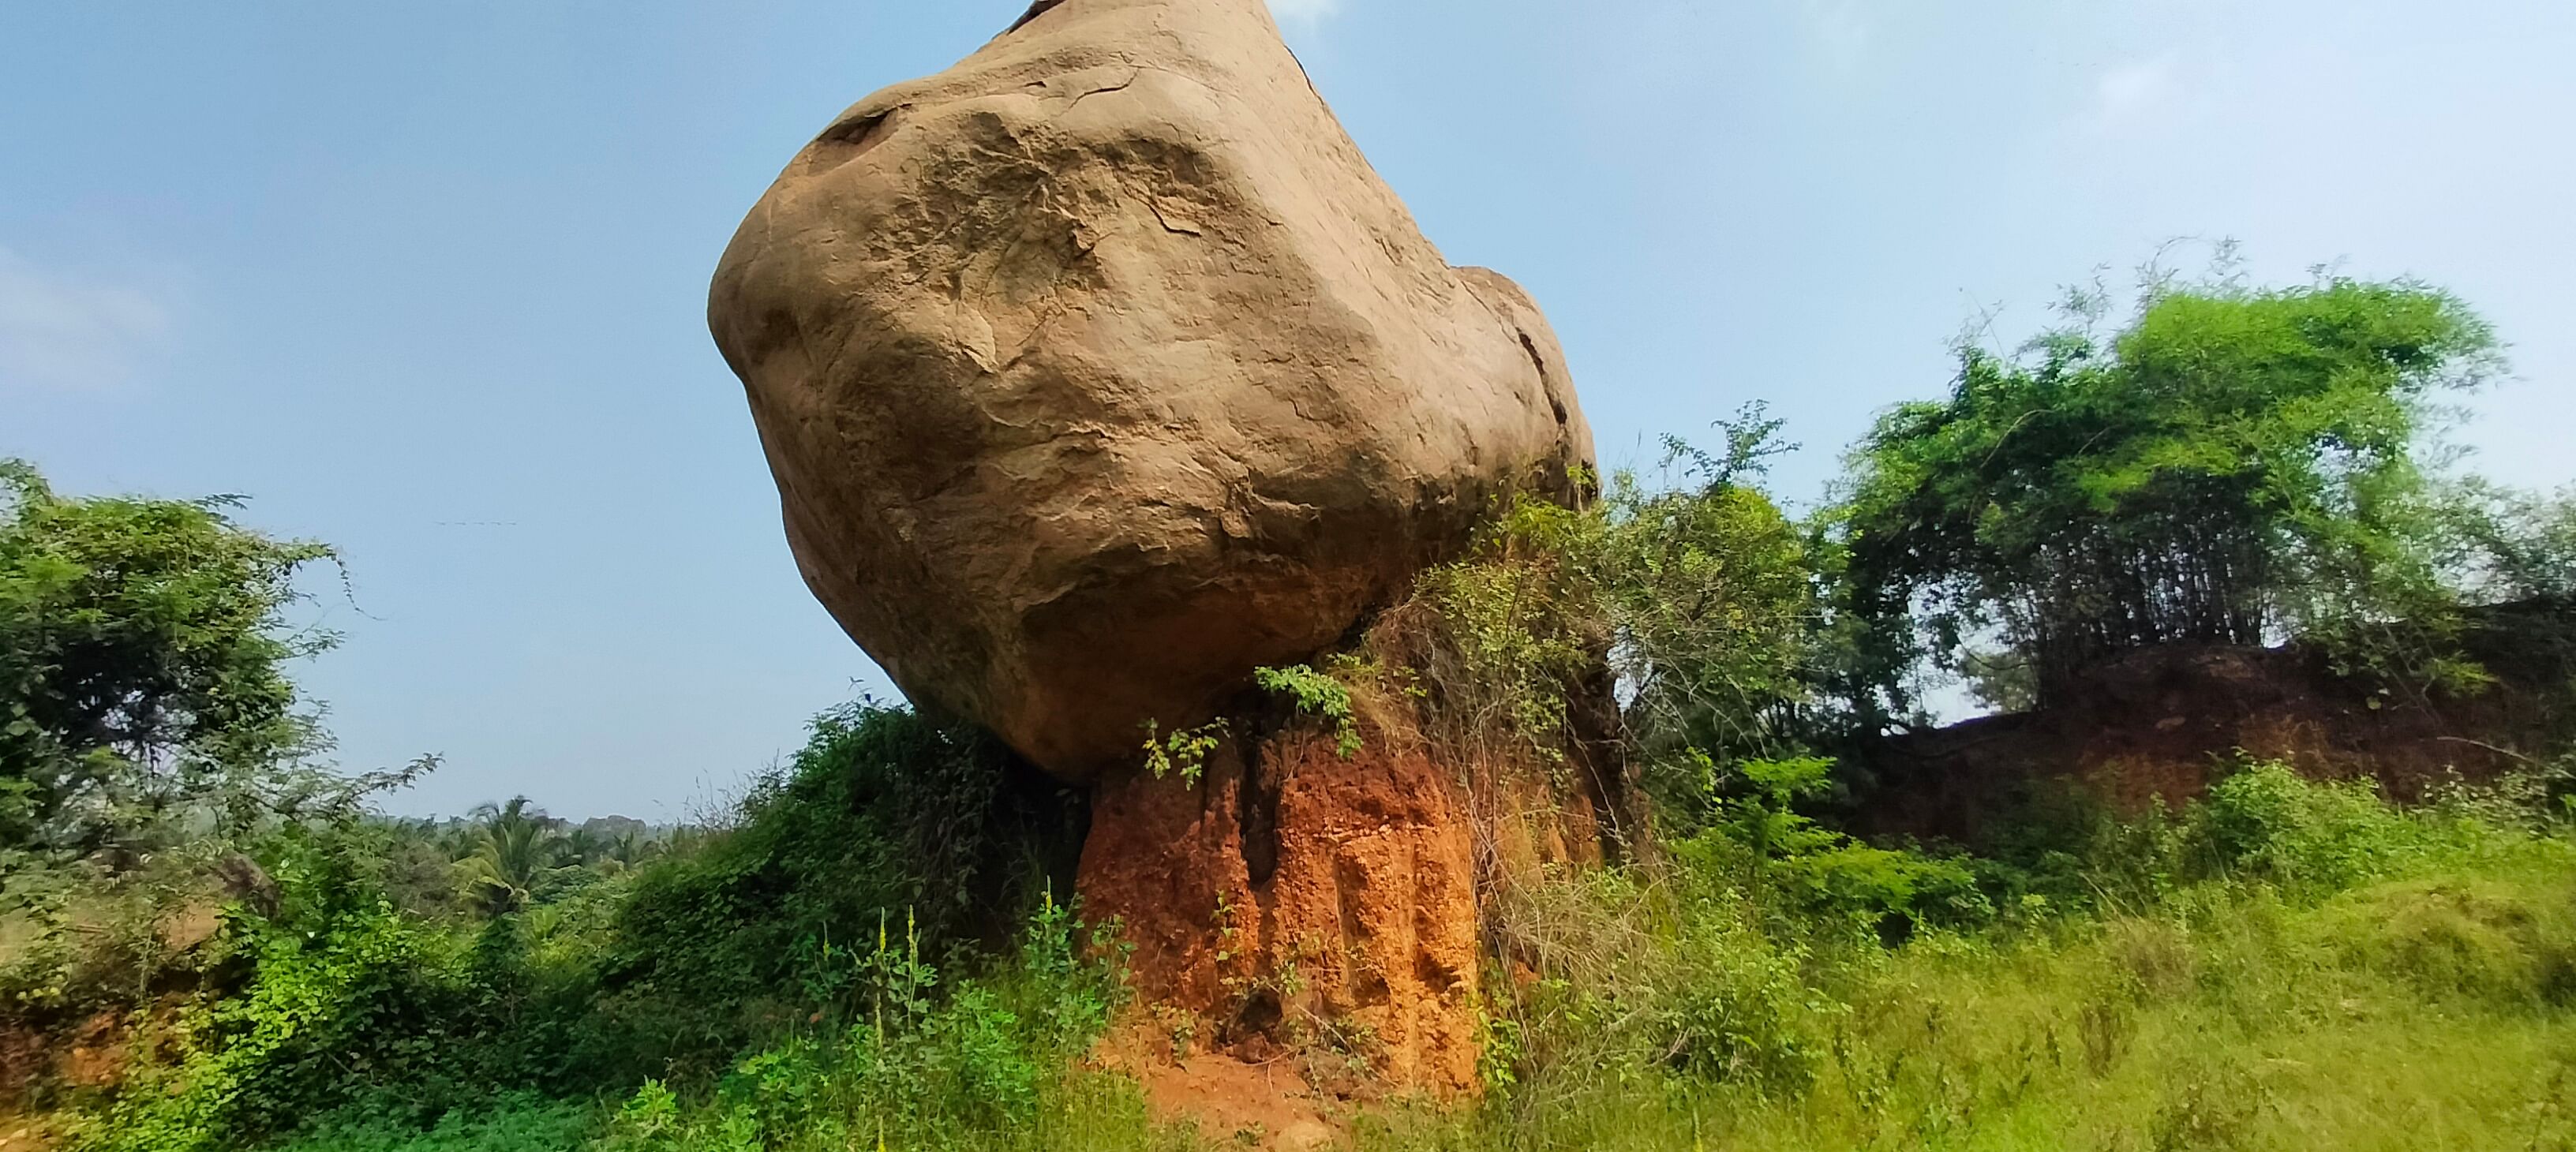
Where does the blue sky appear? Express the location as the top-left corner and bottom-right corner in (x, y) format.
(5, 1), (2570, 819)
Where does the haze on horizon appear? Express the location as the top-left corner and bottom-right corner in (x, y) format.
(3, 0), (2569, 820)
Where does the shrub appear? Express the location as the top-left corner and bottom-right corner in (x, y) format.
(0, 851), (228, 1038)
(270, 1096), (597, 1152)
(1479, 865), (1841, 1122)
(1253, 664), (1361, 757)
(1597, 415), (1821, 771)
(91, 837), (483, 1152)
(590, 703), (1081, 1078)
(1689, 754), (1993, 932)
(2449, 481), (2576, 607)
(595, 896), (1127, 1152)
(2191, 760), (2473, 896)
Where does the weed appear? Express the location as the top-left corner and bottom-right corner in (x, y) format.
(1141, 719), (1226, 785)
(1253, 664), (1364, 758)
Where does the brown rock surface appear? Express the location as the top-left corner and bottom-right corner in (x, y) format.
(709, 0), (1594, 779)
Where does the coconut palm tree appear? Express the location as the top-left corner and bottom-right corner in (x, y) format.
(561, 825), (608, 868)
(454, 795), (566, 915)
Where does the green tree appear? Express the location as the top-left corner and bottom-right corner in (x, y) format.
(1410, 414), (1822, 832)
(560, 824), (608, 869)
(605, 828), (654, 870)
(0, 459), (337, 851)
(1604, 406), (1820, 764)
(454, 796), (568, 915)
(2449, 482), (2576, 607)
(1829, 267), (2501, 718)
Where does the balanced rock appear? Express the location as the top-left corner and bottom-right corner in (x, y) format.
(710, 0), (1594, 780)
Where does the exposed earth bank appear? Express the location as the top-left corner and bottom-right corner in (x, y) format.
(1857, 602), (2576, 847)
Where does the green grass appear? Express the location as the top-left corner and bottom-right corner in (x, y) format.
(1357, 838), (2576, 1152)
(260, 1074), (1195, 1152)
(256, 1081), (1191, 1152)
(77, 764), (2576, 1152)
(242, 839), (2576, 1152)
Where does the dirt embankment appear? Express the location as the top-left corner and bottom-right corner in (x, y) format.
(1079, 708), (1613, 1090)
(1857, 604), (2575, 846)
(1076, 644), (1633, 1142)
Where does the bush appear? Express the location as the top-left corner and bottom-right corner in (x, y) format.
(1480, 864), (1844, 1120)
(1964, 758), (2533, 918)
(588, 703), (1082, 1079)
(1387, 757), (2576, 1152)
(0, 851), (227, 1039)
(2192, 760), (2485, 897)
(2450, 481), (2576, 607)
(273, 1097), (597, 1152)
(60, 814), (636, 1152)
(1687, 755), (1993, 933)
(1252, 664), (1361, 757)
(92, 835), (484, 1152)
(594, 894), (1129, 1152)
(1383, 428), (1818, 802)
(2196, 763), (2397, 887)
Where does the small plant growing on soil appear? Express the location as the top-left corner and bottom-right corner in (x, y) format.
(1253, 664), (1362, 758)
(1140, 719), (1226, 784)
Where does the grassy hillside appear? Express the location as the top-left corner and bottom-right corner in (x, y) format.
(32, 758), (2551, 1152)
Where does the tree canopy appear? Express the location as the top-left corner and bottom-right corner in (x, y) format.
(0, 460), (337, 851)
(1830, 273), (2503, 716)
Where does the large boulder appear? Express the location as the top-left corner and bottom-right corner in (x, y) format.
(710, 0), (1593, 780)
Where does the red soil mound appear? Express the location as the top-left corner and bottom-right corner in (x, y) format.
(1861, 608), (2573, 844)
(1078, 675), (1623, 1105)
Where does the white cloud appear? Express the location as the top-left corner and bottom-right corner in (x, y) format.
(0, 247), (171, 393)
(2092, 54), (2179, 127)
(1267, 0), (1342, 25)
